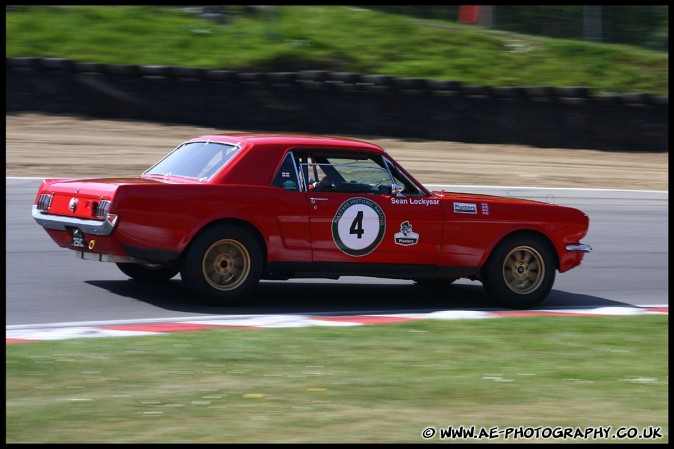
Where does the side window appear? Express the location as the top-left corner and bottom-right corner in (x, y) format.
(272, 152), (301, 191)
(291, 150), (425, 196)
(299, 151), (395, 194)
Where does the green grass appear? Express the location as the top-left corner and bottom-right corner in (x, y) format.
(5, 5), (668, 96)
(6, 315), (668, 443)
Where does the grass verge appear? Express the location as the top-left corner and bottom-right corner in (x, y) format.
(6, 315), (668, 443)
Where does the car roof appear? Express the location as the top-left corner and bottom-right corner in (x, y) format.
(187, 133), (386, 152)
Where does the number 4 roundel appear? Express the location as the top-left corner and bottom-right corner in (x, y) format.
(332, 197), (386, 256)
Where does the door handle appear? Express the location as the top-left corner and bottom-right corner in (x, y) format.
(310, 197), (328, 204)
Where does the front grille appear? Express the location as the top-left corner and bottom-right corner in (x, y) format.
(95, 200), (111, 219)
(37, 194), (53, 211)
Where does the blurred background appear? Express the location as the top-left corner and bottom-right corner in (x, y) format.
(5, 5), (669, 150)
(6, 5), (669, 91)
(369, 5), (668, 51)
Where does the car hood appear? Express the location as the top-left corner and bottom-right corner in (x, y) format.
(432, 189), (588, 221)
(432, 190), (546, 206)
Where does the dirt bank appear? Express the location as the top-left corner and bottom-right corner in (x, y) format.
(6, 113), (668, 191)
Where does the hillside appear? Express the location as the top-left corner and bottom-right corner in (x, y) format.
(5, 5), (668, 96)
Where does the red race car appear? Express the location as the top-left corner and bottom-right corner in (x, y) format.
(32, 134), (591, 309)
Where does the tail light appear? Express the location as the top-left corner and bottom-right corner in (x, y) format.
(95, 200), (111, 219)
(37, 194), (53, 212)
(95, 200), (119, 228)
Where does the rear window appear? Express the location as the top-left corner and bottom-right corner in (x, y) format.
(143, 141), (240, 180)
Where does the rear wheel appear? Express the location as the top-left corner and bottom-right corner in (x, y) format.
(180, 224), (263, 306)
(481, 234), (556, 309)
(116, 262), (179, 282)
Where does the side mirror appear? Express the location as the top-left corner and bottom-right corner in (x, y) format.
(392, 183), (405, 196)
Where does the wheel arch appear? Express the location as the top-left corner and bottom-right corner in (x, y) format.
(180, 218), (268, 263)
(481, 229), (559, 272)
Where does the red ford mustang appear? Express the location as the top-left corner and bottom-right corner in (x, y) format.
(32, 134), (591, 309)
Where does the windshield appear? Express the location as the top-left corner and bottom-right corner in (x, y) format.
(143, 141), (240, 180)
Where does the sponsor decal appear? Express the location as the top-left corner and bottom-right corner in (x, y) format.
(481, 202), (490, 215)
(454, 202), (477, 214)
(332, 197), (386, 256)
(282, 180), (297, 190)
(394, 221), (419, 246)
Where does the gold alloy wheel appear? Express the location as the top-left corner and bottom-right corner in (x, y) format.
(501, 245), (545, 294)
(202, 239), (251, 291)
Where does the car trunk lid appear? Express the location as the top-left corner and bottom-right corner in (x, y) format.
(36, 177), (164, 220)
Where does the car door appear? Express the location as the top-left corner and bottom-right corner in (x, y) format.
(297, 149), (444, 265)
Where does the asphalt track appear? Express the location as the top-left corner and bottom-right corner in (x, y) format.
(6, 178), (668, 335)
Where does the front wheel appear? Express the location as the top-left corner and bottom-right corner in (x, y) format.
(481, 234), (556, 309)
(180, 224), (263, 306)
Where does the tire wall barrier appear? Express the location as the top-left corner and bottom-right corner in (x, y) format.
(6, 57), (668, 152)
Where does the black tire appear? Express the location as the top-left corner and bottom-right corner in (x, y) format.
(481, 234), (556, 309)
(180, 224), (263, 306)
(116, 262), (179, 282)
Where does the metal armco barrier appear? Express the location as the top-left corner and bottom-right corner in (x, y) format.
(5, 57), (668, 152)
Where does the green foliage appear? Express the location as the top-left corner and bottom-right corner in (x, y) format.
(374, 5), (669, 51)
(6, 316), (669, 443)
(5, 6), (669, 94)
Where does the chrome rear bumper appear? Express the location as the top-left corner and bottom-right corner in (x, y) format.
(32, 205), (115, 236)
